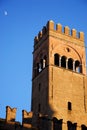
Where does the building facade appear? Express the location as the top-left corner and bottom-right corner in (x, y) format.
(0, 20), (87, 130)
(31, 20), (87, 130)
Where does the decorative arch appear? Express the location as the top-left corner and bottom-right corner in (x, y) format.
(64, 45), (82, 63)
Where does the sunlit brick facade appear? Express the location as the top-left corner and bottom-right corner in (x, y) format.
(31, 20), (87, 130)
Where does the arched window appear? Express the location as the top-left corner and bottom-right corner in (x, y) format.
(68, 58), (73, 70)
(67, 121), (77, 130)
(75, 60), (81, 73)
(53, 117), (62, 130)
(54, 54), (59, 66)
(81, 125), (87, 130)
(61, 56), (67, 68)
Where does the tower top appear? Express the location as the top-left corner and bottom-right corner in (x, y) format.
(34, 20), (84, 49)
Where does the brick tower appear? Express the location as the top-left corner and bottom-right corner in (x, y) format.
(31, 20), (87, 130)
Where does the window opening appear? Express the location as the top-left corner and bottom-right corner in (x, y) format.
(53, 117), (62, 130)
(68, 102), (72, 110)
(37, 63), (39, 74)
(81, 125), (87, 130)
(67, 121), (77, 130)
(54, 54), (59, 66)
(66, 47), (70, 52)
(68, 58), (73, 70)
(61, 56), (66, 68)
(75, 60), (81, 73)
(40, 59), (43, 70)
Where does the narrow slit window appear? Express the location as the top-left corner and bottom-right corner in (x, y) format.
(68, 102), (72, 110)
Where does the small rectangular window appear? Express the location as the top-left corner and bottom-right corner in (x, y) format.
(68, 102), (72, 110)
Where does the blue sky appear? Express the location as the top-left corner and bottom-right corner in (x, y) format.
(0, 0), (87, 122)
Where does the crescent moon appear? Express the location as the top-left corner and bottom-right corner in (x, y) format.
(4, 11), (8, 15)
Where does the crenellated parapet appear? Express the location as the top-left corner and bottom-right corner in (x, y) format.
(34, 26), (47, 45)
(0, 106), (36, 130)
(22, 110), (33, 128)
(6, 106), (17, 122)
(0, 106), (34, 129)
(34, 20), (84, 49)
(22, 110), (33, 118)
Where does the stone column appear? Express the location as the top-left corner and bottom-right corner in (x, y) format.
(66, 59), (68, 69)
(43, 59), (46, 68)
(39, 63), (42, 72)
(59, 56), (61, 67)
(73, 61), (75, 71)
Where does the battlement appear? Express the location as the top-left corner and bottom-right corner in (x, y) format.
(34, 20), (84, 47)
(22, 110), (33, 128)
(6, 106), (17, 122)
(0, 106), (33, 129)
